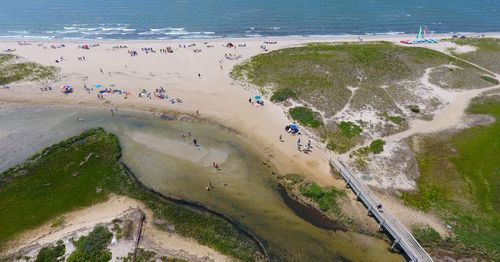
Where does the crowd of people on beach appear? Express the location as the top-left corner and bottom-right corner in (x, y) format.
(112, 45), (128, 49)
(224, 53), (242, 60)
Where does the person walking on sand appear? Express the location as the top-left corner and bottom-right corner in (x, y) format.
(193, 138), (198, 147)
(297, 138), (301, 151)
(198, 73), (201, 78)
(279, 134), (283, 142)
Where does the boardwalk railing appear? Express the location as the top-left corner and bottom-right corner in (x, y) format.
(330, 158), (433, 262)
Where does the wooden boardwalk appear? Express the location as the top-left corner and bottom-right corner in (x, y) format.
(330, 159), (433, 262)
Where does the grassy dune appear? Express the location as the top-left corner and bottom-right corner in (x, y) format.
(0, 54), (59, 85)
(0, 128), (263, 261)
(232, 42), (493, 152)
(233, 42), (489, 117)
(451, 38), (500, 74)
(403, 95), (500, 260)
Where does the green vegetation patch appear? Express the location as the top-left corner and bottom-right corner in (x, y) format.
(0, 54), (59, 85)
(300, 182), (345, 213)
(67, 226), (113, 262)
(411, 225), (442, 247)
(409, 105), (420, 113)
(232, 41), (485, 117)
(0, 128), (263, 261)
(385, 114), (404, 125)
(0, 128), (121, 246)
(429, 66), (495, 89)
(369, 139), (385, 154)
(270, 88), (297, 102)
(451, 38), (500, 74)
(403, 95), (500, 259)
(338, 121), (362, 138)
(480, 75), (499, 85)
(35, 240), (65, 262)
(288, 106), (323, 128)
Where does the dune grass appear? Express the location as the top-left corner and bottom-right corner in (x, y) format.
(270, 88), (297, 102)
(403, 95), (500, 259)
(0, 54), (58, 85)
(450, 38), (500, 74)
(232, 42), (487, 118)
(323, 121), (364, 154)
(0, 128), (263, 261)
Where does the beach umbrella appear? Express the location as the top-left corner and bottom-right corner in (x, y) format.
(255, 95), (261, 100)
(95, 84), (102, 88)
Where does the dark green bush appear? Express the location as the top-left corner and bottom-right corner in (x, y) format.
(270, 89), (297, 102)
(289, 106), (323, 128)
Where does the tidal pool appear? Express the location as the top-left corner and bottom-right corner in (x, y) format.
(0, 105), (404, 261)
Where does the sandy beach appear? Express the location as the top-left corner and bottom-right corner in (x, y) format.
(1, 33), (499, 183)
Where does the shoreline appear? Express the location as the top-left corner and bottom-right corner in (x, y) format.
(2, 31), (500, 43)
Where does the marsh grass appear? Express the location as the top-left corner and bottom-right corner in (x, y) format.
(0, 128), (263, 261)
(299, 182), (345, 214)
(403, 95), (500, 259)
(411, 225), (442, 247)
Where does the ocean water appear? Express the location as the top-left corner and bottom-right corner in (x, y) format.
(0, 0), (499, 40)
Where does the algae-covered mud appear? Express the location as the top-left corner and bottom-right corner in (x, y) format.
(0, 105), (403, 261)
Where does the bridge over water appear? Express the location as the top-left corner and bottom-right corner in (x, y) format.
(330, 159), (433, 262)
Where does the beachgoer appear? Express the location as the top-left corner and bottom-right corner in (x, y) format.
(279, 134), (283, 141)
(181, 131), (185, 137)
(248, 98), (252, 103)
(198, 73), (201, 78)
(193, 138), (198, 146)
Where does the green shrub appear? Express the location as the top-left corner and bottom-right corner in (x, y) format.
(67, 226), (113, 262)
(409, 105), (420, 113)
(270, 89), (297, 102)
(300, 182), (344, 213)
(369, 139), (385, 154)
(35, 240), (65, 262)
(385, 114), (404, 124)
(288, 106), (323, 128)
(337, 121), (362, 138)
(411, 225), (441, 247)
(480, 75), (499, 85)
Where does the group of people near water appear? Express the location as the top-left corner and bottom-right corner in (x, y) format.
(296, 138), (313, 153)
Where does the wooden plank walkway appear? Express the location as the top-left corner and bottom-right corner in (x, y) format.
(330, 158), (433, 262)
